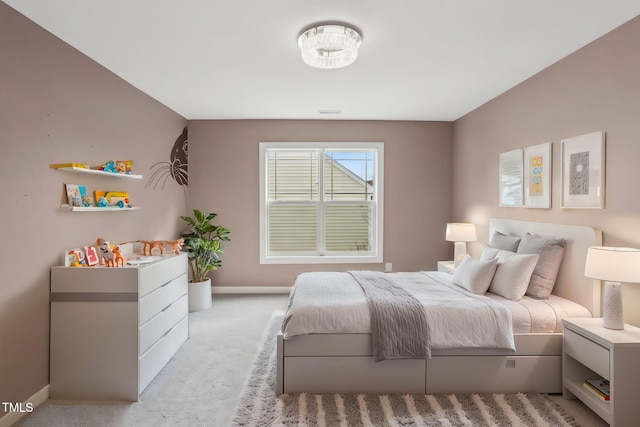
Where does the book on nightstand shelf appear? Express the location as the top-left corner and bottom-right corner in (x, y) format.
(583, 379), (610, 401)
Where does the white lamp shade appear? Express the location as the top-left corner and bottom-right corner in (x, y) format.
(584, 246), (640, 283)
(445, 223), (477, 243)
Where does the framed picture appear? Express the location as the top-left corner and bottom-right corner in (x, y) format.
(499, 149), (523, 207)
(561, 131), (605, 209)
(524, 142), (551, 209)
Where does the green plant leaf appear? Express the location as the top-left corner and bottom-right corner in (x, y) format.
(180, 209), (230, 283)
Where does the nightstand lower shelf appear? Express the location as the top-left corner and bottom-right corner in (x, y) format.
(564, 379), (610, 423)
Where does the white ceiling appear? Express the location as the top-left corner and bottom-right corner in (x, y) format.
(4, 1), (640, 121)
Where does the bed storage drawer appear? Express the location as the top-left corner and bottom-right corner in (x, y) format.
(426, 355), (562, 394)
(284, 334), (372, 356)
(563, 328), (609, 378)
(284, 356), (425, 394)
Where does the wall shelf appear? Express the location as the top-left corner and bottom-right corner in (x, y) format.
(51, 165), (143, 179)
(60, 205), (139, 212)
(51, 163), (143, 211)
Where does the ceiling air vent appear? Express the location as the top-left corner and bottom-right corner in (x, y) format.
(318, 109), (342, 115)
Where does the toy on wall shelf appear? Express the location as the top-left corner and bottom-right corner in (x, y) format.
(116, 198), (132, 208)
(94, 190), (131, 208)
(49, 163), (90, 169)
(65, 184), (89, 207)
(115, 160), (133, 174)
(95, 160), (133, 174)
(96, 160), (118, 173)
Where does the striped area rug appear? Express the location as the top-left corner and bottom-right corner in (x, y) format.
(230, 312), (577, 427)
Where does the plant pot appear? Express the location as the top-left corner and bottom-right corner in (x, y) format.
(188, 278), (212, 312)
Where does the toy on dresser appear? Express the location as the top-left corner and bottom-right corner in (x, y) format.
(138, 238), (184, 256)
(98, 240), (127, 267)
(63, 236), (184, 268)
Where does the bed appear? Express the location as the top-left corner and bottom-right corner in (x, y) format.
(276, 218), (602, 395)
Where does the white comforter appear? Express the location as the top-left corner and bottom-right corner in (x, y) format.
(283, 271), (517, 352)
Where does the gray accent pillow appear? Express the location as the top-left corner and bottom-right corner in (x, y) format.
(480, 246), (502, 261)
(517, 233), (566, 298)
(489, 231), (521, 252)
(452, 255), (498, 295)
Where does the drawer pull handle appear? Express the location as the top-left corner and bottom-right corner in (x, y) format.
(162, 327), (174, 339)
(161, 304), (172, 312)
(160, 281), (171, 288)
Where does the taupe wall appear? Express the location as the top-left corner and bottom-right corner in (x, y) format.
(0, 3), (187, 408)
(3, 0), (639, 413)
(188, 120), (453, 287)
(453, 16), (640, 325)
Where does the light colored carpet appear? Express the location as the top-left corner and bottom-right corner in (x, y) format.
(230, 312), (579, 427)
(18, 294), (290, 427)
(16, 293), (605, 427)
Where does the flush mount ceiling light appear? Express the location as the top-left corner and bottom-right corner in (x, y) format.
(298, 24), (362, 69)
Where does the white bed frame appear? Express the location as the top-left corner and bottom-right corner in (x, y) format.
(276, 218), (602, 395)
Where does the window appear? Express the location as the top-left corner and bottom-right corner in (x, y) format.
(260, 142), (383, 264)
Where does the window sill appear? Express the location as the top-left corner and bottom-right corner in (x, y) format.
(261, 254), (383, 264)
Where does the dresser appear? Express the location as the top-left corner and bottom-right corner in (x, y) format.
(50, 253), (188, 401)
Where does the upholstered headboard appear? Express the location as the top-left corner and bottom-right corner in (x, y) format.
(489, 218), (603, 315)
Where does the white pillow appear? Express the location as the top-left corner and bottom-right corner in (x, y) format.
(452, 255), (499, 295)
(489, 250), (539, 301)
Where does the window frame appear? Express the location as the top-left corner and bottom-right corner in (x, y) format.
(259, 142), (384, 264)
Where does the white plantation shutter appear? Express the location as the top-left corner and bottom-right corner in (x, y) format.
(268, 204), (317, 252)
(268, 151), (318, 201)
(260, 143), (383, 263)
(325, 203), (372, 251)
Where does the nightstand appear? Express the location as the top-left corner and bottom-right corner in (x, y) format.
(562, 318), (640, 426)
(437, 261), (456, 274)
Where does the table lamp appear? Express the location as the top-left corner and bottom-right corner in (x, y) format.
(584, 246), (640, 330)
(446, 223), (477, 267)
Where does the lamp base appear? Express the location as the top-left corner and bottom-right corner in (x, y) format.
(453, 242), (467, 268)
(602, 281), (624, 330)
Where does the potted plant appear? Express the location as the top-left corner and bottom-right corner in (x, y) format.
(180, 209), (230, 312)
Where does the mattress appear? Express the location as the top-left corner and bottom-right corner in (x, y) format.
(282, 271), (592, 340)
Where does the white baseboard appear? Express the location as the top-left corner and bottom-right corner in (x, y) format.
(212, 286), (290, 294)
(0, 384), (49, 427)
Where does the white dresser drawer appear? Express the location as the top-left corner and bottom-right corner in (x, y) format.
(139, 294), (188, 355)
(564, 328), (610, 378)
(139, 316), (188, 393)
(139, 274), (187, 325)
(139, 254), (187, 297)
